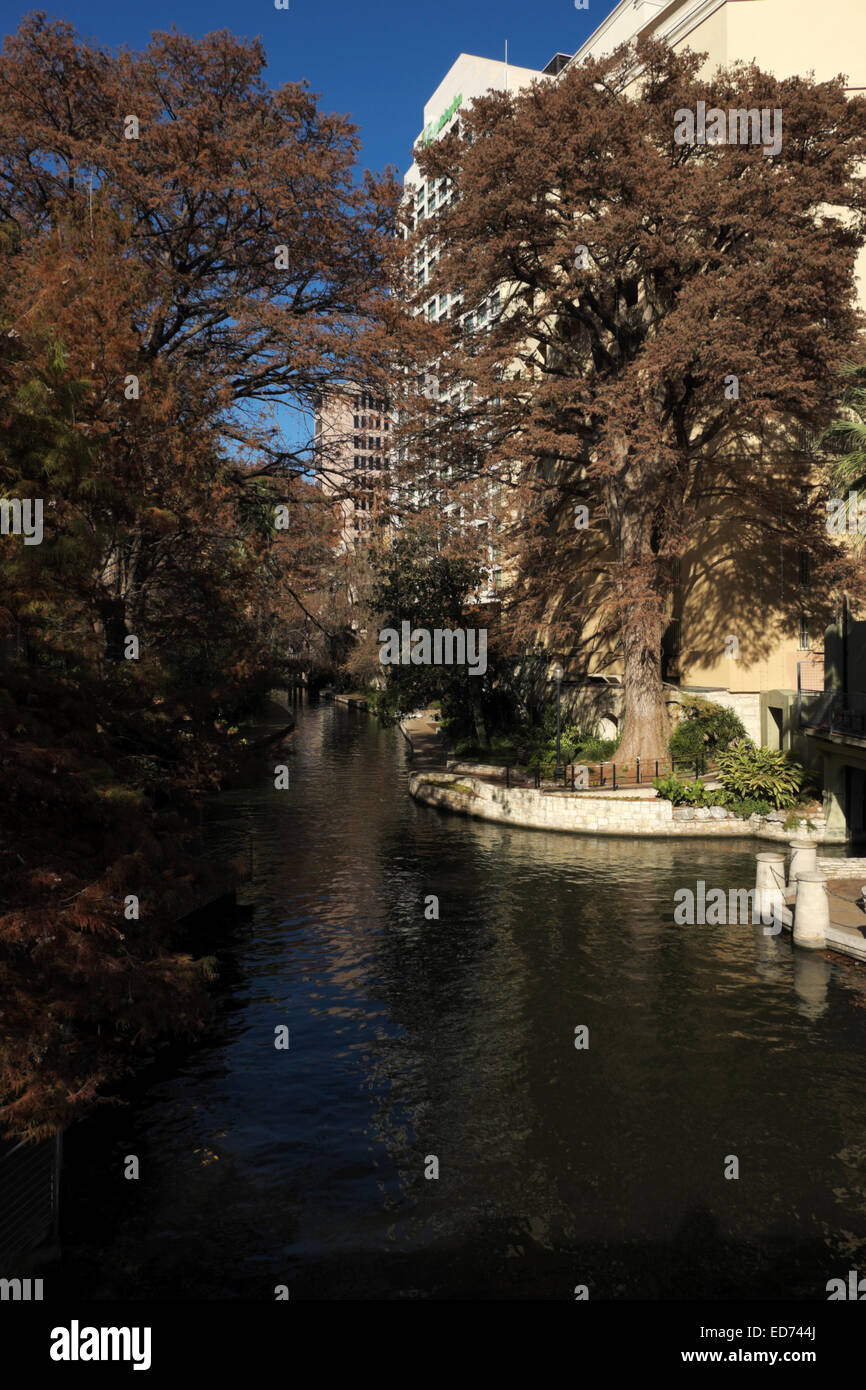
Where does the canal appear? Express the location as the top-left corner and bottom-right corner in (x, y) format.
(58, 700), (866, 1300)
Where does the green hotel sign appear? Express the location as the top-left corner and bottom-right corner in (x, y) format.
(423, 93), (463, 145)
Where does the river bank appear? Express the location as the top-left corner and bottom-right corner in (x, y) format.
(407, 768), (841, 841)
(398, 716), (837, 843)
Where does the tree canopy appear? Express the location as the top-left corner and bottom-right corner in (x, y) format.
(393, 39), (866, 759)
(0, 15), (396, 1139)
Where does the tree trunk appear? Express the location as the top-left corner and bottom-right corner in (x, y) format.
(472, 696), (489, 749)
(97, 597), (127, 663)
(607, 463), (671, 764)
(617, 616), (670, 764)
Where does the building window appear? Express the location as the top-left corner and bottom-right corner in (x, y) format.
(799, 614), (810, 649)
(799, 551), (811, 588)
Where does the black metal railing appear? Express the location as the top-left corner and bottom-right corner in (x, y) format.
(501, 754), (709, 792)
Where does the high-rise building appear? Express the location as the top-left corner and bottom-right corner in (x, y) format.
(314, 387), (396, 553)
(402, 53), (562, 598)
(403, 52), (558, 305)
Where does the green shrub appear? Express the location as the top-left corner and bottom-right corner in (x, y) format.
(725, 795), (772, 819)
(526, 721), (582, 775)
(653, 773), (691, 805)
(527, 729), (618, 773)
(670, 696), (748, 763)
(574, 733), (618, 761)
(652, 775), (771, 818)
(715, 741), (803, 809)
(652, 775), (718, 806)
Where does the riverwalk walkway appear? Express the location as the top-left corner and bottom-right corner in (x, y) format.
(822, 875), (866, 954)
(399, 713), (447, 770)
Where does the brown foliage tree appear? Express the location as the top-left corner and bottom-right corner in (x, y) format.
(0, 14), (395, 1139)
(0, 11), (398, 649)
(394, 39), (866, 759)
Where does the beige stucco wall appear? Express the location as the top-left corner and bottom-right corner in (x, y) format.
(672, 7), (727, 74)
(725, 0), (866, 86)
(574, 0), (866, 87)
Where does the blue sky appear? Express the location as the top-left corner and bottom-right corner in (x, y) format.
(8, 0), (605, 179)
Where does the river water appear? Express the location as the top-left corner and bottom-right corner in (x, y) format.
(58, 700), (866, 1300)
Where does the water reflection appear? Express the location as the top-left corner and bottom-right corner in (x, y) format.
(58, 701), (866, 1300)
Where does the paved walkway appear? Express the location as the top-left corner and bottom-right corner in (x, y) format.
(332, 692), (368, 709)
(400, 713), (447, 770)
(826, 877), (866, 943)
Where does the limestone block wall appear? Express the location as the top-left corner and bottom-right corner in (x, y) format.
(411, 774), (673, 835)
(410, 772), (840, 841)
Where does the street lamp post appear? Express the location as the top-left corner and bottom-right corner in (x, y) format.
(552, 663), (564, 779)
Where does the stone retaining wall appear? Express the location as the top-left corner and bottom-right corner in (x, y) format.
(410, 772), (841, 842)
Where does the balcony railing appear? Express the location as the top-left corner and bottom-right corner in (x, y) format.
(798, 689), (866, 740)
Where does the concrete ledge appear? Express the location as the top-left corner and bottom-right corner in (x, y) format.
(410, 772), (838, 842)
(824, 924), (866, 961)
(818, 857), (866, 877)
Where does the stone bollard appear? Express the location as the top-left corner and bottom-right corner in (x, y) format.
(792, 871), (829, 951)
(755, 852), (786, 917)
(788, 837), (817, 888)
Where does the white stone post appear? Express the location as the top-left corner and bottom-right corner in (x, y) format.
(788, 837), (817, 888)
(793, 871), (829, 951)
(756, 853), (786, 917)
